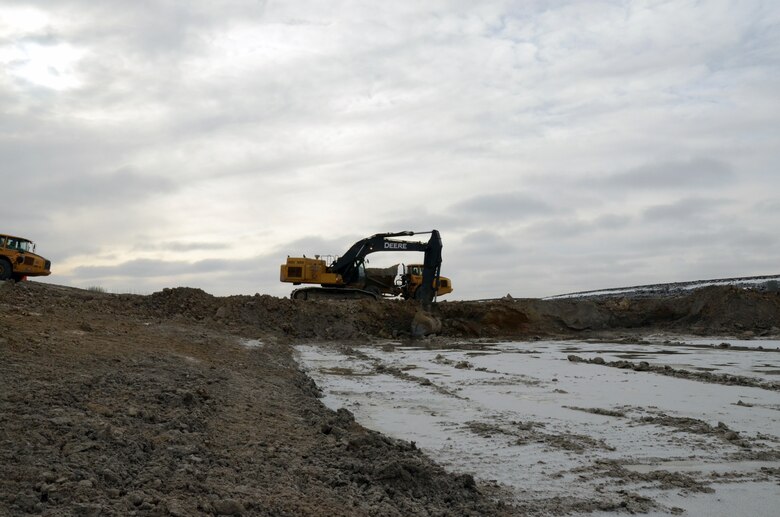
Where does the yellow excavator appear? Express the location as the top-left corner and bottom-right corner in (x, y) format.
(280, 230), (452, 301)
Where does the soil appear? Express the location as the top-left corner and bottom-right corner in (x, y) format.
(1, 281), (779, 516)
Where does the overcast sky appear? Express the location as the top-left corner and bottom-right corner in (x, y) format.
(2, 0), (778, 299)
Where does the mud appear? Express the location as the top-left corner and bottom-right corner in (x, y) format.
(573, 461), (715, 494)
(566, 354), (780, 391)
(635, 413), (748, 445)
(464, 420), (615, 454)
(563, 406), (628, 418)
(1, 280), (780, 515)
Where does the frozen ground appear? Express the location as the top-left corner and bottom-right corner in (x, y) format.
(296, 338), (780, 516)
(544, 274), (780, 300)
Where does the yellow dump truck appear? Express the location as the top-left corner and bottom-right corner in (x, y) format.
(0, 234), (52, 281)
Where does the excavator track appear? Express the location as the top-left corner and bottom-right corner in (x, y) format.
(290, 287), (378, 301)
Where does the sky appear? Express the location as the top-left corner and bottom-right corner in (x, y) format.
(1, 0), (778, 300)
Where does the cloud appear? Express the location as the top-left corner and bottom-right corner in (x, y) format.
(148, 241), (229, 252)
(0, 165), (176, 224)
(73, 258), (222, 279)
(64, 252), (289, 297)
(642, 197), (731, 222)
(459, 230), (517, 256)
(451, 192), (556, 220)
(4, 1), (779, 299)
(754, 199), (780, 213)
(600, 158), (735, 190)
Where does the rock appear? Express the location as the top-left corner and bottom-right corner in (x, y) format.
(166, 499), (189, 517)
(74, 504), (103, 517)
(459, 473), (476, 489)
(592, 356), (606, 365)
(14, 492), (38, 513)
(411, 310), (442, 338)
(635, 361), (650, 371)
(180, 391), (195, 406)
(128, 493), (144, 506)
(213, 499), (245, 515)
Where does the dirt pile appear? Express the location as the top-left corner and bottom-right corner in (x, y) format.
(526, 286), (780, 337)
(16, 282), (773, 341)
(1, 280), (779, 516)
(0, 281), (510, 516)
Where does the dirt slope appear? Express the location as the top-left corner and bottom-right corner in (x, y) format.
(1, 281), (778, 516)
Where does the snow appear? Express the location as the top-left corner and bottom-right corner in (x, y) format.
(544, 274), (780, 300)
(296, 340), (780, 515)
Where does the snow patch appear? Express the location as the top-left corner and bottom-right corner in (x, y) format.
(297, 340), (780, 515)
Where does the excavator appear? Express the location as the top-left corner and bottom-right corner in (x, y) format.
(279, 230), (452, 302)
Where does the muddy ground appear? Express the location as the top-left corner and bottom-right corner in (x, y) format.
(1, 281), (779, 516)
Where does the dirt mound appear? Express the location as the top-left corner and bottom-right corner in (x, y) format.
(14, 281), (771, 341)
(140, 284), (779, 340)
(529, 286), (780, 337)
(0, 282), (509, 516)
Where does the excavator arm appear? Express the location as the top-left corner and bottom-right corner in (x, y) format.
(417, 230), (442, 304)
(331, 231), (439, 282)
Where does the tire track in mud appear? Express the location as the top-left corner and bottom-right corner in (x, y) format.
(339, 345), (467, 398)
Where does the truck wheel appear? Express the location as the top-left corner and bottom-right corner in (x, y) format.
(0, 259), (11, 281)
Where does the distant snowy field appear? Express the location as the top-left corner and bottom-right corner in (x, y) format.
(544, 274), (780, 300)
(297, 338), (780, 516)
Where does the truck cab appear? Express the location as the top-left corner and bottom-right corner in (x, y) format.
(402, 264), (453, 299)
(0, 234), (52, 281)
